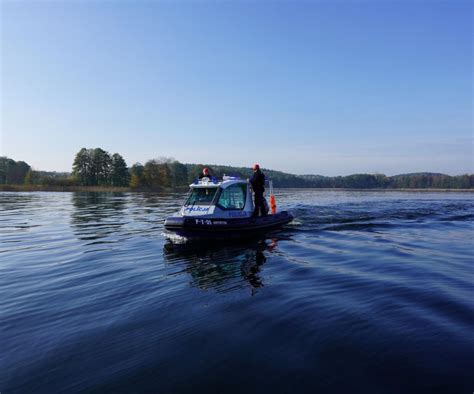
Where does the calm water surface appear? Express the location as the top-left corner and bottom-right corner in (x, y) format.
(1, 190), (473, 393)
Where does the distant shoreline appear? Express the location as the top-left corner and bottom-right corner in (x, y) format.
(1, 185), (472, 193)
(0, 185), (132, 193)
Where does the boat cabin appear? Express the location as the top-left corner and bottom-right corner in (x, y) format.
(180, 176), (254, 218)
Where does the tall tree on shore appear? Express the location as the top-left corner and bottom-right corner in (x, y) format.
(169, 161), (188, 187)
(0, 157), (31, 184)
(91, 148), (111, 186)
(110, 153), (129, 186)
(0, 157), (13, 184)
(10, 160), (30, 183)
(143, 158), (174, 189)
(130, 163), (145, 189)
(72, 148), (92, 185)
(143, 159), (162, 188)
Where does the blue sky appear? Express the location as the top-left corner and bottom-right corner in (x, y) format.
(1, 0), (472, 175)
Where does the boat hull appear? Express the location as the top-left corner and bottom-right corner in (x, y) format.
(164, 211), (293, 239)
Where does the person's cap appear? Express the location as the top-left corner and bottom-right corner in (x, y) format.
(253, 164), (260, 170)
(203, 167), (209, 173)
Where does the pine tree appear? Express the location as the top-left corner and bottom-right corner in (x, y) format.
(110, 153), (130, 186)
(72, 148), (92, 185)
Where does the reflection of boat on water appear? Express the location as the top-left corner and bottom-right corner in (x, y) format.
(164, 176), (293, 239)
(163, 238), (280, 294)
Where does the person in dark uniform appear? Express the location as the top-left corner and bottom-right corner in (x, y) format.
(250, 164), (267, 217)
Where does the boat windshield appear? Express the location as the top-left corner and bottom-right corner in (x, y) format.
(184, 187), (218, 206)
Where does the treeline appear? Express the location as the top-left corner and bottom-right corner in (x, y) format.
(1, 150), (473, 190)
(299, 173), (474, 189)
(0, 157), (30, 184)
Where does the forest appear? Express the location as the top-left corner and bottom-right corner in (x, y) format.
(1, 149), (473, 190)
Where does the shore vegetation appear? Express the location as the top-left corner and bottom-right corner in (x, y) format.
(1, 150), (472, 191)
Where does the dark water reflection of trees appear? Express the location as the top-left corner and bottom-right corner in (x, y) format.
(163, 238), (280, 295)
(70, 192), (128, 242)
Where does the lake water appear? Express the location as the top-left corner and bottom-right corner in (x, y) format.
(1, 190), (473, 393)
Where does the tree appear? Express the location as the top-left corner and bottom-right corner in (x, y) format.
(143, 158), (174, 189)
(130, 163), (145, 189)
(110, 153), (129, 186)
(9, 161), (30, 184)
(0, 157), (13, 184)
(158, 162), (172, 188)
(143, 160), (162, 188)
(90, 148), (111, 186)
(72, 148), (92, 185)
(169, 161), (188, 187)
(24, 169), (41, 185)
(72, 147), (114, 186)
(0, 157), (31, 184)
(374, 173), (388, 188)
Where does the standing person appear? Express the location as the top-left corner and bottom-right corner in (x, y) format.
(250, 164), (267, 217)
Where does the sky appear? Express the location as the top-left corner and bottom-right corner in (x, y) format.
(1, 0), (472, 176)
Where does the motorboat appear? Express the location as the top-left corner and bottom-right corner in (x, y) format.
(164, 176), (293, 239)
